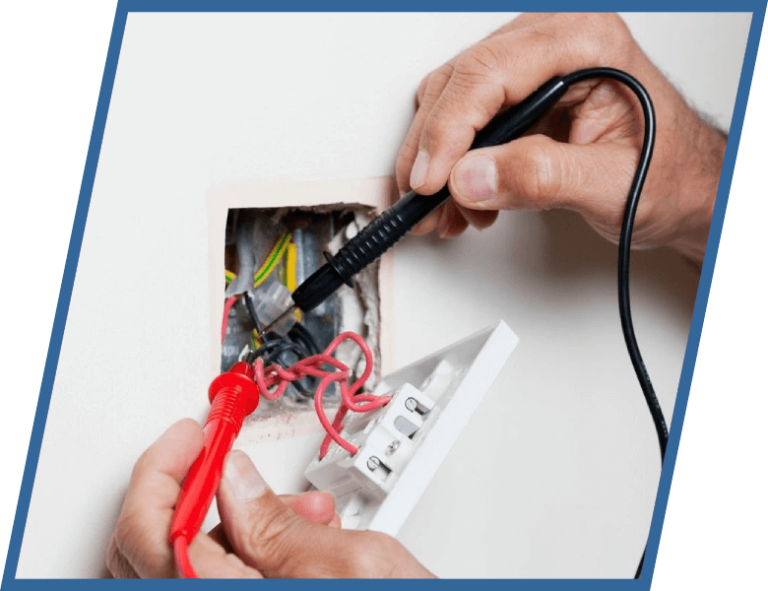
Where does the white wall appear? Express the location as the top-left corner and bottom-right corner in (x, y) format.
(15, 12), (751, 578)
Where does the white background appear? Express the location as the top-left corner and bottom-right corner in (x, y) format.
(13, 11), (740, 578)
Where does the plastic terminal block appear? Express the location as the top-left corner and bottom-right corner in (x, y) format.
(304, 321), (519, 535)
(306, 383), (435, 501)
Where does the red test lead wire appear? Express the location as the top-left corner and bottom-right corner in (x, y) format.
(169, 361), (260, 578)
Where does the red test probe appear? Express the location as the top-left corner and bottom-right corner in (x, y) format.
(168, 361), (260, 578)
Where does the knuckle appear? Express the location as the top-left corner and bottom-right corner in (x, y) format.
(580, 13), (632, 61)
(421, 113), (449, 148)
(456, 41), (505, 82)
(131, 448), (157, 482)
(519, 140), (558, 204)
(245, 506), (304, 570)
(417, 63), (454, 107)
(395, 150), (412, 178)
(430, 62), (455, 89)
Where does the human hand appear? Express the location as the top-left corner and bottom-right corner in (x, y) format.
(107, 419), (433, 578)
(396, 13), (726, 264)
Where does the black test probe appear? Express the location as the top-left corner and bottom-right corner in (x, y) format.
(265, 68), (666, 578)
(267, 76), (567, 325)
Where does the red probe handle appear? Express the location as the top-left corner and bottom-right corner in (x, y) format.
(169, 363), (260, 545)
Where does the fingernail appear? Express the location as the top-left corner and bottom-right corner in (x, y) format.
(453, 156), (497, 201)
(410, 149), (430, 189)
(224, 450), (268, 502)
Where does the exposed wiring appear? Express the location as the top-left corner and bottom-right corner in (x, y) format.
(251, 329), (262, 349)
(225, 270), (236, 284)
(283, 240), (303, 321)
(253, 331), (389, 458)
(221, 295), (241, 344)
(253, 232), (292, 289)
(243, 289), (319, 397)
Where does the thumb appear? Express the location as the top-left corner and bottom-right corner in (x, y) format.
(216, 450), (347, 577)
(448, 134), (635, 219)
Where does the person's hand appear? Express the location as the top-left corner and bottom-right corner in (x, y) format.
(396, 13), (726, 264)
(107, 419), (434, 578)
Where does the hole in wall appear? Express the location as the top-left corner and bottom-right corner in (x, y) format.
(222, 204), (382, 423)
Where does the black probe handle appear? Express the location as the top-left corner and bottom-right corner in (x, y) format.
(292, 76), (568, 312)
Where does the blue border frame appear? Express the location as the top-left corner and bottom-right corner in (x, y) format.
(3, 1), (766, 587)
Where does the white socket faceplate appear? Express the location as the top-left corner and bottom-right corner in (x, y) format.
(304, 321), (519, 536)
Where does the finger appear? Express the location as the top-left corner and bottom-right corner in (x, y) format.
(437, 200), (469, 239)
(410, 14), (632, 196)
(447, 134), (635, 220)
(218, 451), (343, 578)
(435, 202), (499, 238)
(396, 64), (455, 195)
(127, 419), (205, 508)
(186, 533), (262, 579)
(206, 491), (338, 552)
(396, 13), (557, 195)
(412, 200), (498, 237)
(286, 491), (337, 525)
(218, 452), (434, 577)
(106, 535), (139, 579)
(411, 205), (444, 236)
(206, 523), (234, 553)
(111, 419), (205, 578)
(395, 62), (453, 236)
(457, 207), (499, 231)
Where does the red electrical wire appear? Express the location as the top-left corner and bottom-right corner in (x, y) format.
(252, 331), (390, 458)
(221, 295), (240, 343)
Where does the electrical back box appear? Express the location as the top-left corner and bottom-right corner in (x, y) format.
(208, 177), (396, 451)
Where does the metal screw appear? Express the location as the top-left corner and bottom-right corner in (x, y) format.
(366, 456), (381, 471)
(405, 398), (418, 412)
(385, 440), (400, 455)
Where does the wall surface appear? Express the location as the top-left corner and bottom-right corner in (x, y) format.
(17, 12), (751, 578)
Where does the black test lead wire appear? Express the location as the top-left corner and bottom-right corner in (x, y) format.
(561, 68), (666, 579)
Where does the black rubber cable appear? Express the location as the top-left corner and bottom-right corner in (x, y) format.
(561, 68), (668, 579)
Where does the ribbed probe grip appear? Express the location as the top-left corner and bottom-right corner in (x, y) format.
(292, 76), (567, 313)
(206, 387), (248, 434)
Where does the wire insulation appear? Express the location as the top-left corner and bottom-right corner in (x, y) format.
(221, 295), (240, 344)
(173, 537), (197, 579)
(253, 232), (292, 289)
(252, 331), (389, 457)
(561, 68), (666, 579)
